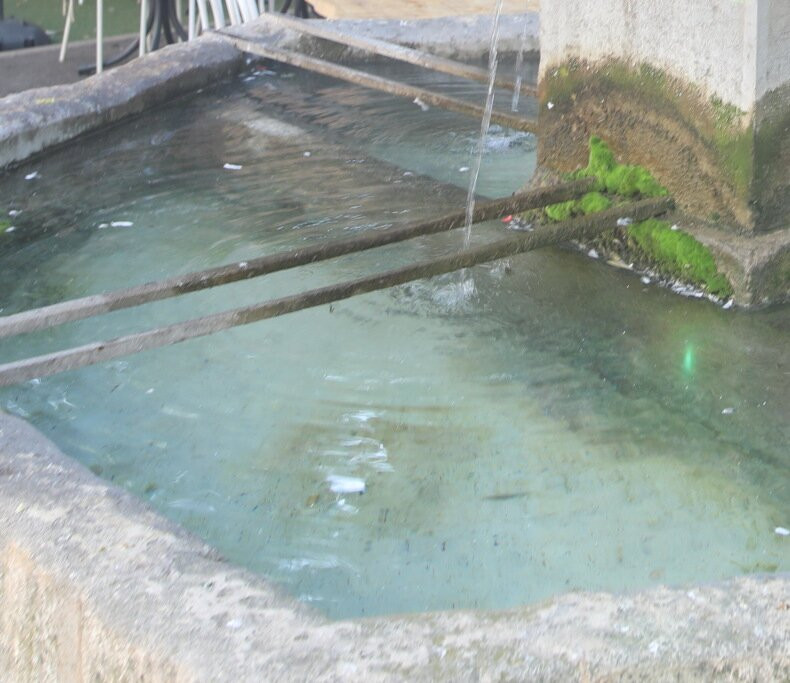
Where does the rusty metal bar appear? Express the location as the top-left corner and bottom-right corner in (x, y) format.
(0, 180), (592, 339)
(232, 15), (538, 97)
(223, 36), (538, 134)
(0, 197), (673, 386)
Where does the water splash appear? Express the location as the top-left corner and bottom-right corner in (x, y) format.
(511, 10), (531, 112)
(463, 0), (505, 249)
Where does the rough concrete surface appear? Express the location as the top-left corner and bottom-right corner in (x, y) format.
(1, 413), (788, 681)
(310, 0), (540, 19)
(538, 0), (789, 113)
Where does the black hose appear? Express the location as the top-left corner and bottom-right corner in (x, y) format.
(77, 0), (156, 75)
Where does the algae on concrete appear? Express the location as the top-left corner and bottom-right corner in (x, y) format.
(540, 137), (734, 298)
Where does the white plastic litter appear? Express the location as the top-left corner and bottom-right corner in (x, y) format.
(8, 209), (20, 217)
(458, 166), (470, 173)
(617, 217), (633, 227)
(223, 163), (243, 170)
(547, 101), (554, 110)
(413, 97), (430, 112)
(4, 226), (15, 233)
(721, 407), (735, 415)
(722, 299), (734, 310)
(587, 248), (599, 259)
(775, 527), (790, 536)
(303, 151), (311, 157)
(670, 224), (680, 231)
(110, 221), (133, 228)
(641, 276), (651, 285)
(327, 475), (366, 494)
(24, 171), (39, 180)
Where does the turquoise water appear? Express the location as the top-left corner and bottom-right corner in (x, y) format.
(0, 63), (787, 618)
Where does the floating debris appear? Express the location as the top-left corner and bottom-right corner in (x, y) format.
(4, 226), (15, 234)
(8, 209), (20, 217)
(721, 407), (735, 415)
(413, 97), (429, 112)
(110, 221), (134, 228)
(223, 163), (243, 171)
(458, 166), (470, 173)
(303, 151), (312, 157)
(588, 248), (599, 259)
(641, 276), (651, 285)
(327, 474), (366, 494)
(775, 527), (789, 537)
(722, 299), (734, 310)
(24, 171), (39, 180)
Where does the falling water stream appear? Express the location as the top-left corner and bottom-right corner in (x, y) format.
(463, 0), (505, 248)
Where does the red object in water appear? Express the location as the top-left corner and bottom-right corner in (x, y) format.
(501, 215), (513, 223)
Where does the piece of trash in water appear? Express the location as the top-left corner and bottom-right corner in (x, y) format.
(641, 276), (651, 285)
(775, 527), (790, 537)
(303, 151), (311, 157)
(547, 101), (554, 110)
(459, 166), (470, 173)
(24, 171), (39, 180)
(501, 215), (513, 223)
(403, 171), (414, 177)
(617, 217), (633, 227)
(722, 299), (734, 310)
(588, 248), (599, 259)
(721, 407), (735, 415)
(506, 217), (533, 232)
(4, 226), (15, 233)
(671, 224), (680, 231)
(413, 97), (430, 112)
(327, 474), (365, 494)
(223, 163), (243, 170)
(97, 223), (109, 229)
(238, 261), (248, 269)
(110, 221), (133, 228)
(8, 209), (20, 217)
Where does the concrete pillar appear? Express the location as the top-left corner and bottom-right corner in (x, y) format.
(537, 0), (789, 234)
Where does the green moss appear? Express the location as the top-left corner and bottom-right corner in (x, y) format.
(578, 191), (612, 214)
(544, 200), (576, 222)
(0, 219), (10, 233)
(574, 136), (668, 198)
(628, 219), (733, 297)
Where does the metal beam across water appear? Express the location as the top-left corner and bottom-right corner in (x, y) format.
(0, 180), (592, 339)
(222, 36), (538, 134)
(0, 197), (673, 386)
(243, 14), (538, 98)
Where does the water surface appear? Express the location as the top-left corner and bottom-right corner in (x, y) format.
(0, 62), (787, 618)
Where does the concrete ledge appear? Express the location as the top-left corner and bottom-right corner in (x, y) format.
(2, 413), (788, 680)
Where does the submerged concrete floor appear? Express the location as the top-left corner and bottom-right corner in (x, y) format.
(1, 413), (788, 681)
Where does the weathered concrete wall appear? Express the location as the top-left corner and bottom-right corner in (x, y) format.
(539, 0), (789, 113)
(538, 0), (789, 236)
(2, 413), (788, 681)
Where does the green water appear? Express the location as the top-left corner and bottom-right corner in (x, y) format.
(0, 63), (787, 618)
